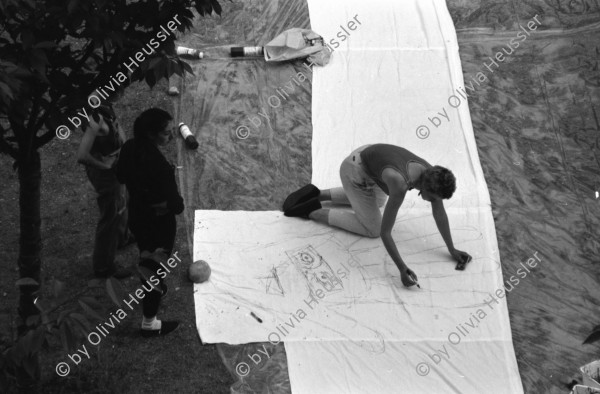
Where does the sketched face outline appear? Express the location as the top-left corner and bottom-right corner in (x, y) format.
(299, 252), (316, 268)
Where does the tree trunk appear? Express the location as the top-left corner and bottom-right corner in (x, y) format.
(16, 149), (42, 392)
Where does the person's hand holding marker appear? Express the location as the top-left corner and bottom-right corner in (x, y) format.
(451, 249), (472, 270)
(401, 267), (420, 288)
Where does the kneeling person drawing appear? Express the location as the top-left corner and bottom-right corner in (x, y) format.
(283, 144), (472, 288)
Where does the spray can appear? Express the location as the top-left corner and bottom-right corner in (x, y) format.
(176, 46), (204, 59)
(230, 46), (264, 57)
(179, 122), (199, 149)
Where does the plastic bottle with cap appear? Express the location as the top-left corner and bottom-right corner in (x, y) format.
(230, 46), (264, 57)
(176, 46), (204, 59)
(178, 122), (199, 149)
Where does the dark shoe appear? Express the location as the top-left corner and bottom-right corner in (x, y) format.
(284, 196), (322, 219)
(141, 321), (179, 337)
(283, 184), (320, 212)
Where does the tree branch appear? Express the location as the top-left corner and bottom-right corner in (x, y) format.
(32, 42), (100, 149)
(35, 124), (58, 149)
(32, 97), (58, 139)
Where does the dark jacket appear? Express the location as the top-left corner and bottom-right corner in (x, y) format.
(115, 137), (184, 215)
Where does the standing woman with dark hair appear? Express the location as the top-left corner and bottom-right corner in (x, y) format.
(116, 107), (183, 337)
(283, 144), (472, 288)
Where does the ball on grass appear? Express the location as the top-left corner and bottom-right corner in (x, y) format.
(189, 260), (211, 283)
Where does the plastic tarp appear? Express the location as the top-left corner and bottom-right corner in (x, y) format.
(191, 0), (523, 392)
(173, 0), (600, 392)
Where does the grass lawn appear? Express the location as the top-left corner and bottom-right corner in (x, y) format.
(0, 78), (232, 393)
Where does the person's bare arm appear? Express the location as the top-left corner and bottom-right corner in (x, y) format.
(380, 169), (417, 287)
(431, 199), (454, 251)
(76, 116), (114, 170)
(431, 199), (471, 265)
(115, 119), (127, 143)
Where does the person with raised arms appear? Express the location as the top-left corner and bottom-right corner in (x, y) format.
(77, 97), (134, 279)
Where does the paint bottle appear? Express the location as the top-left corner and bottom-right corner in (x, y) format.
(176, 46), (204, 59)
(179, 122), (199, 149)
(230, 46), (264, 57)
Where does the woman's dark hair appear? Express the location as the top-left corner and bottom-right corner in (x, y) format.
(420, 165), (456, 199)
(133, 108), (173, 139)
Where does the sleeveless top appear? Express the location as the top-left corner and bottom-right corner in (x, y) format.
(359, 144), (431, 194)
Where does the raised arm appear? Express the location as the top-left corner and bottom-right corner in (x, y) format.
(115, 118), (127, 144)
(76, 115), (115, 169)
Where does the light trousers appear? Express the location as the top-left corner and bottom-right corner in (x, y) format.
(327, 145), (388, 238)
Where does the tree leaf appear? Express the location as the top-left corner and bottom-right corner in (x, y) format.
(57, 309), (71, 325)
(147, 57), (162, 70)
(173, 61), (183, 76)
(20, 29), (34, 50)
(64, 321), (77, 353)
(53, 279), (65, 299)
(181, 60), (193, 75)
(0, 81), (13, 100)
(145, 71), (156, 88)
(195, 0), (213, 16)
(80, 296), (102, 310)
(165, 59), (173, 77)
(583, 326), (600, 345)
(59, 322), (69, 353)
(210, 0), (222, 16)
(68, 0), (79, 14)
(21, 355), (37, 379)
(105, 277), (123, 308)
(34, 297), (50, 314)
(33, 41), (56, 50)
(78, 300), (103, 321)
(22, 0), (36, 9)
(10, 343), (24, 365)
(70, 312), (93, 331)
(29, 48), (49, 76)
(68, 315), (90, 337)
(41, 312), (49, 325)
(20, 330), (34, 355)
(152, 60), (164, 82)
(31, 326), (46, 354)
(25, 314), (40, 327)
(87, 278), (104, 288)
(108, 31), (123, 48)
